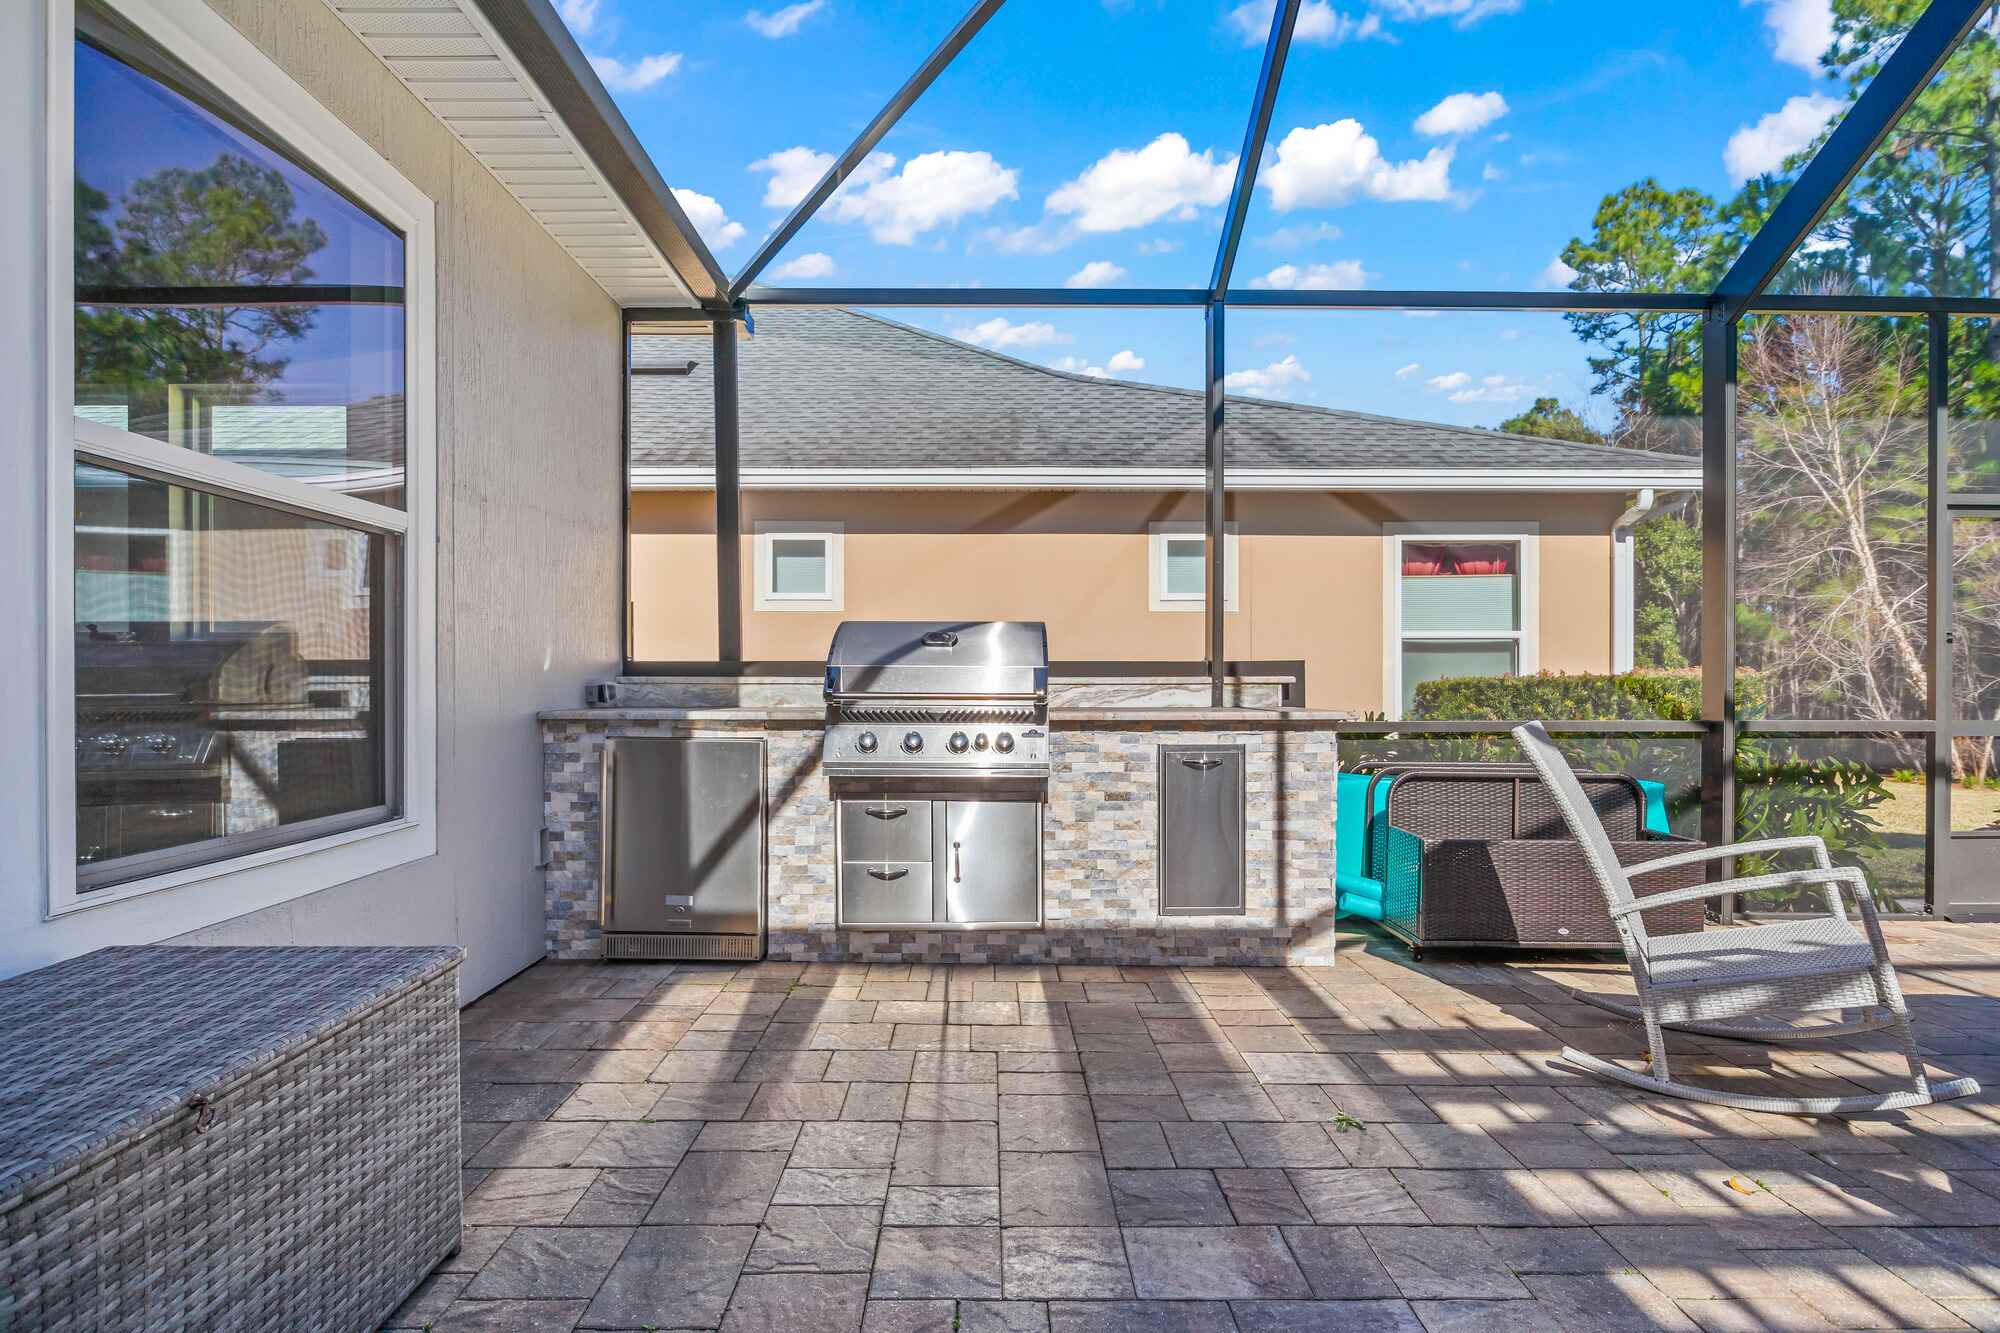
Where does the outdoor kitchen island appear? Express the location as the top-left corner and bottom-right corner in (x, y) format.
(542, 659), (1344, 969)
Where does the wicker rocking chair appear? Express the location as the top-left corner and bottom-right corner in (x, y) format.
(1512, 721), (1980, 1115)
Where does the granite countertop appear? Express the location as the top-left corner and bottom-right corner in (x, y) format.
(538, 706), (1358, 724)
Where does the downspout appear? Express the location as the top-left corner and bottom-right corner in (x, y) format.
(1611, 487), (1656, 674)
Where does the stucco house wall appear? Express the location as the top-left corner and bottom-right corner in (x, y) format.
(1, 0), (623, 999)
(630, 486), (1627, 713)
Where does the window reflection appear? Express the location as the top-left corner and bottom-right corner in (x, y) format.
(73, 37), (406, 500)
(74, 463), (392, 887)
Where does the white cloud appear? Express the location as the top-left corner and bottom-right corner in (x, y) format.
(1724, 93), (1841, 182)
(1540, 255), (1579, 288)
(827, 150), (1018, 244)
(982, 221), (1070, 254)
(590, 52), (682, 92)
(1258, 222), (1345, 249)
(769, 251), (835, 279)
(746, 1), (826, 37)
(1249, 260), (1371, 290)
(1224, 355), (1311, 396)
(557, 0), (601, 36)
(1376, 0), (1521, 24)
(1481, 163), (1505, 181)
(1137, 238), (1181, 255)
(1395, 362), (1422, 378)
(955, 317), (1071, 350)
(1446, 372), (1533, 404)
(1107, 349), (1146, 373)
(1262, 121), (1455, 210)
(1414, 91), (1509, 137)
(1747, 0), (1834, 71)
(1046, 133), (1235, 232)
(672, 188), (746, 250)
(1225, 0), (1384, 46)
(1066, 260), (1129, 288)
(749, 146), (835, 208)
(1426, 369), (1532, 403)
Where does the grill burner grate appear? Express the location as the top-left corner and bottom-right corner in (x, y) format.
(835, 704), (1038, 725)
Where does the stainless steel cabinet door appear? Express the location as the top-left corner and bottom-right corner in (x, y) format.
(943, 800), (1040, 925)
(841, 862), (935, 925)
(604, 738), (764, 935)
(1159, 746), (1246, 915)
(839, 799), (933, 863)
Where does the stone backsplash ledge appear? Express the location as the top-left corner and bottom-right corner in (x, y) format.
(543, 716), (1338, 967)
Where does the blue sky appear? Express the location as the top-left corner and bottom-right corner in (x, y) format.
(75, 40), (405, 405)
(565, 0), (1850, 431)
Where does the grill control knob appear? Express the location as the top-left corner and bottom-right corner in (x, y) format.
(856, 731), (878, 754)
(973, 733), (990, 751)
(948, 731), (970, 754)
(901, 731), (924, 754)
(994, 732), (1015, 754)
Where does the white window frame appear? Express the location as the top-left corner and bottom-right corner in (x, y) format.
(1381, 522), (1540, 721)
(45, 0), (438, 925)
(753, 521), (843, 611)
(1149, 521), (1239, 613)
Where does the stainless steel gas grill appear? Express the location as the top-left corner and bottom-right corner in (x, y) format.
(823, 621), (1049, 929)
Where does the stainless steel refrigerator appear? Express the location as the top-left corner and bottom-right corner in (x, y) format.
(600, 736), (765, 961)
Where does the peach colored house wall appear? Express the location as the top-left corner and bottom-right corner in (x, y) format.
(630, 488), (1630, 712)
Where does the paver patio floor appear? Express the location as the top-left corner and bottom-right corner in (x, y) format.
(388, 919), (2000, 1331)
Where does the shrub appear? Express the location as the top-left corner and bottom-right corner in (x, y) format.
(1411, 667), (1768, 721)
(1392, 669), (1893, 909)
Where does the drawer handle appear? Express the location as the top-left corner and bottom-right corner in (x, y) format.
(866, 867), (909, 881)
(1181, 757), (1223, 770)
(864, 807), (909, 820)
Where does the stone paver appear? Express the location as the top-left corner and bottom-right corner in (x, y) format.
(401, 924), (2000, 1331)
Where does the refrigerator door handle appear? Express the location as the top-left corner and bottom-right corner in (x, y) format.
(600, 748), (615, 925)
(952, 841), (962, 884)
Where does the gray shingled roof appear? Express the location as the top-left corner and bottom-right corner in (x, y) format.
(629, 306), (1696, 476)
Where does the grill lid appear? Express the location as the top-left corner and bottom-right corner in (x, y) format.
(824, 621), (1047, 700)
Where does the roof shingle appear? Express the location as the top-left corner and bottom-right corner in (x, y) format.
(629, 306), (1695, 477)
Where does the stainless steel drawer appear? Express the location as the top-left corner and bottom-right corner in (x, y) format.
(839, 799), (933, 864)
(840, 861), (935, 926)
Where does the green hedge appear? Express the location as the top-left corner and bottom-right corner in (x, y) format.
(1410, 667), (1767, 721)
(1390, 669), (1893, 910)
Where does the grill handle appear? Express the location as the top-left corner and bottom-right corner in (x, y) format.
(866, 867), (909, 881)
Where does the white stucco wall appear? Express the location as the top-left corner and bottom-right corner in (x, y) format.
(0, 0), (624, 1000)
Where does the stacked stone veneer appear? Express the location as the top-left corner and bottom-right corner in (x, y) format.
(543, 717), (1338, 966)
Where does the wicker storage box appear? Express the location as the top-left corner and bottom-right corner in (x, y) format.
(0, 945), (462, 1333)
(1382, 833), (1708, 949)
(1360, 764), (1708, 954)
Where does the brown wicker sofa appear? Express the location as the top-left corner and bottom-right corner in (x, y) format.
(1364, 763), (1709, 956)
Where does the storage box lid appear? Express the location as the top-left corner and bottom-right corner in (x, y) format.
(0, 945), (461, 1203)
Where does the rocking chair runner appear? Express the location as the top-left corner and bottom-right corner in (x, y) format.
(1511, 721), (1980, 1115)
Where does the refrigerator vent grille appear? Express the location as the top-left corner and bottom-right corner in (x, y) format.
(604, 933), (761, 962)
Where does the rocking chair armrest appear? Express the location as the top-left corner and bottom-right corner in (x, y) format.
(1621, 836), (1831, 878)
(1609, 864), (1867, 918)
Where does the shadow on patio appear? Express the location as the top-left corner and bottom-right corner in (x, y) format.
(401, 918), (2000, 1332)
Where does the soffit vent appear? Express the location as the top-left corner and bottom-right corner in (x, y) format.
(321, 0), (696, 307)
